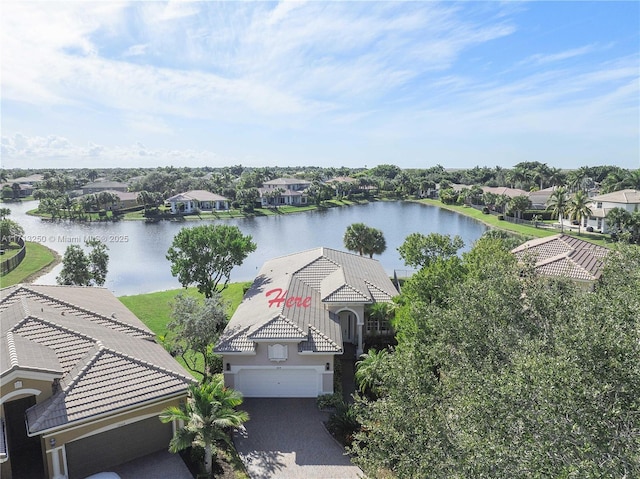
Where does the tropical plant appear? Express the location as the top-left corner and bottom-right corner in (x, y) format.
(343, 223), (387, 258)
(546, 186), (569, 232)
(566, 190), (593, 235)
(355, 348), (391, 398)
(159, 379), (249, 475)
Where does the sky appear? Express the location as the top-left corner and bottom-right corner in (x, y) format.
(1, 1), (639, 171)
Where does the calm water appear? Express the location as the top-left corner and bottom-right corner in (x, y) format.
(8, 201), (487, 296)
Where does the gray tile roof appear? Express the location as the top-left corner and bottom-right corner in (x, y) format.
(1, 285), (195, 435)
(215, 247), (398, 354)
(511, 234), (608, 282)
(590, 189), (640, 204)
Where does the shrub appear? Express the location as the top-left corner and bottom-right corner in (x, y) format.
(498, 215), (504, 221)
(327, 401), (360, 446)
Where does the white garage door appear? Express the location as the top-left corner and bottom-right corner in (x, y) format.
(236, 368), (319, 397)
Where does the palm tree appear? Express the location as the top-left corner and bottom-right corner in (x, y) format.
(160, 379), (249, 476)
(547, 187), (569, 232)
(343, 223), (386, 258)
(508, 195), (531, 221)
(566, 190), (593, 235)
(355, 348), (391, 398)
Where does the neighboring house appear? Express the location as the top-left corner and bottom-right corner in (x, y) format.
(525, 186), (557, 209)
(165, 190), (230, 214)
(81, 181), (129, 195)
(481, 186), (529, 198)
(511, 234), (609, 286)
(258, 178), (311, 207)
(214, 248), (399, 398)
(584, 189), (640, 233)
(0, 285), (195, 479)
(1, 183), (32, 198)
(81, 190), (139, 210)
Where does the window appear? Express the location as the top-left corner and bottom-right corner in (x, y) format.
(268, 344), (288, 362)
(597, 202), (602, 208)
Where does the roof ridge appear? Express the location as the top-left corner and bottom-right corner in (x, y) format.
(19, 288), (153, 338)
(14, 315), (99, 345)
(6, 331), (18, 368)
(104, 347), (196, 384)
(308, 325), (339, 349)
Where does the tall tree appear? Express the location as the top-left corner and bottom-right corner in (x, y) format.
(343, 223), (387, 258)
(167, 224), (257, 297)
(566, 190), (593, 235)
(547, 186), (570, 232)
(397, 232), (464, 270)
(165, 294), (228, 380)
(57, 240), (109, 286)
(160, 379), (249, 476)
(350, 241), (640, 478)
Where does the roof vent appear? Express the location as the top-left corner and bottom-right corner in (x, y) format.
(111, 313), (117, 318)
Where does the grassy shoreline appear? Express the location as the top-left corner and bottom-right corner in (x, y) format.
(0, 242), (60, 287)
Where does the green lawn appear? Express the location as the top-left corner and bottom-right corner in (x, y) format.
(0, 242), (59, 287)
(416, 198), (614, 248)
(118, 282), (251, 337)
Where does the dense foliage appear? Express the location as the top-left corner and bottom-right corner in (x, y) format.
(166, 224), (257, 297)
(350, 239), (640, 478)
(56, 239), (109, 286)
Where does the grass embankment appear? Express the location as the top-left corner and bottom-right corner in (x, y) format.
(416, 198), (613, 248)
(118, 282), (250, 337)
(0, 242), (59, 287)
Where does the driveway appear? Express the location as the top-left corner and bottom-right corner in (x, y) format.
(234, 398), (364, 479)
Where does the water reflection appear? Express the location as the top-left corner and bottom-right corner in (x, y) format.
(8, 201), (487, 295)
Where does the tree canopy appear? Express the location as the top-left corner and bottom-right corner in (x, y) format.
(350, 240), (640, 478)
(56, 239), (109, 286)
(166, 224), (257, 297)
(165, 293), (228, 380)
(397, 232), (464, 269)
(343, 223), (387, 258)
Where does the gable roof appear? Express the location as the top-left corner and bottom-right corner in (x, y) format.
(166, 190), (229, 202)
(0, 285), (195, 435)
(511, 234), (609, 282)
(590, 189), (640, 205)
(263, 178), (312, 187)
(215, 248), (398, 354)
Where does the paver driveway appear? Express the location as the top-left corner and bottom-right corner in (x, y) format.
(234, 398), (364, 479)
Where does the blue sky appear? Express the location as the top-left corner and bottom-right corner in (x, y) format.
(1, 1), (638, 170)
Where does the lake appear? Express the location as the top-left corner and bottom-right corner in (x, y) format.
(8, 201), (488, 296)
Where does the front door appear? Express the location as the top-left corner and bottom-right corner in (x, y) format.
(340, 311), (354, 342)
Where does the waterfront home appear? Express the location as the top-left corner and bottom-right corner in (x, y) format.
(81, 181), (129, 195)
(258, 178), (311, 207)
(511, 234), (608, 287)
(166, 189), (230, 214)
(583, 189), (640, 233)
(214, 248), (399, 398)
(0, 285), (195, 479)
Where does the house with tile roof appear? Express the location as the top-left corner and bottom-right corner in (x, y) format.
(583, 189), (640, 233)
(511, 234), (609, 286)
(258, 178), (312, 207)
(165, 189), (230, 214)
(215, 248), (399, 398)
(81, 181), (129, 195)
(0, 284), (195, 479)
